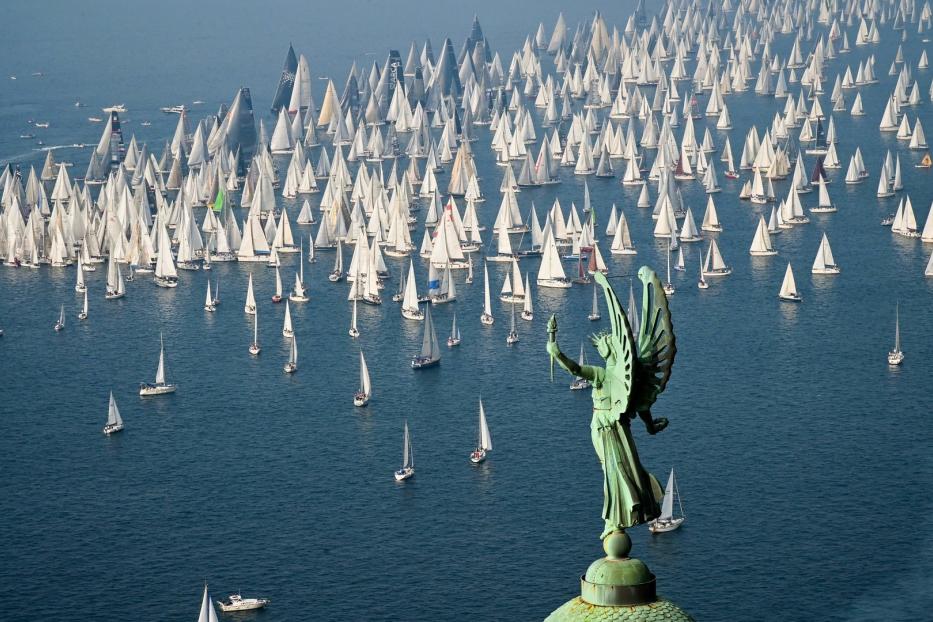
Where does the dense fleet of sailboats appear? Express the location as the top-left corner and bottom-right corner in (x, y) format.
(2, 8), (929, 598)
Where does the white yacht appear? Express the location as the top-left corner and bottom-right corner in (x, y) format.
(888, 303), (904, 366)
(54, 304), (65, 331)
(469, 399), (493, 464)
(103, 391), (124, 435)
(354, 349), (371, 406)
(778, 263), (802, 302)
(283, 335), (298, 374)
(394, 421), (415, 481)
(139, 334), (177, 396)
(648, 468), (686, 533)
(217, 593), (270, 613)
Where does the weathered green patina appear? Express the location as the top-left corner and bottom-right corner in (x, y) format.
(546, 268), (675, 537)
(544, 267), (692, 621)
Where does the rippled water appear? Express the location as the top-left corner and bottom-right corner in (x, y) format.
(1, 2), (933, 621)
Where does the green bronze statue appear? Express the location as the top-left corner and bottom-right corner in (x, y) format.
(546, 268), (676, 539)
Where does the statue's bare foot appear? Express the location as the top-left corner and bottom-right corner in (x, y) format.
(647, 417), (668, 434)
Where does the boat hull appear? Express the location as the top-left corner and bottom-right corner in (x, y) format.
(139, 383), (176, 396)
(537, 278), (572, 289)
(648, 517), (685, 533)
(411, 357), (440, 369)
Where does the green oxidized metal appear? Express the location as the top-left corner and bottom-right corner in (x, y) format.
(544, 268), (693, 621)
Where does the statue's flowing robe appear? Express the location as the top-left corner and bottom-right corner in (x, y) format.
(589, 367), (663, 531)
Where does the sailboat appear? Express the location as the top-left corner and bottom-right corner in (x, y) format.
(506, 302), (519, 344)
(154, 225), (178, 288)
(588, 283), (601, 321)
(663, 241), (675, 295)
(521, 274), (534, 321)
(888, 303), (905, 365)
(570, 343), (592, 390)
(244, 273), (257, 314)
(778, 262), (802, 302)
(394, 421), (415, 481)
(329, 240), (345, 282)
(204, 280), (216, 312)
(249, 309), (261, 355)
(469, 399), (493, 464)
(697, 255), (709, 289)
(447, 313), (461, 347)
(401, 260), (424, 320)
(283, 335), (298, 373)
(212, 278), (221, 306)
(105, 255), (126, 299)
(465, 254), (474, 283)
(481, 262), (495, 325)
(339, 281), (357, 331)
(811, 233), (840, 274)
(411, 304), (441, 368)
(78, 289), (89, 320)
(354, 349), (371, 406)
(537, 233), (571, 288)
(272, 266), (284, 303)
(103, 391), (124, 435)
(75, 257), (87, 292)
(54, 304), (65, 331)
(139, 333), (177, 396)
(703, 239), (732, 276)
(196, 584), (220, 622)
(282, 300), (294, 337)
(674, 245), (686, 271)
(648, 468), (686, 533)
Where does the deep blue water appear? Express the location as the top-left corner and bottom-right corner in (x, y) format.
(1, 2), (933, 621)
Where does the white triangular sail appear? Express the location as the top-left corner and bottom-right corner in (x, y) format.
(478, 399), (492, 451)
(359, 350), (372, 396)
(107, 392), (123, 427)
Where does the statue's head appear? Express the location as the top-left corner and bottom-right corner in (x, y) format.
(590, 331), (613, 360)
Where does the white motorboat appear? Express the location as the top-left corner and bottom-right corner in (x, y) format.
(217, 593), (270, 613)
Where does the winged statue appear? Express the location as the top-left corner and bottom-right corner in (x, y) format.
(546, 267), (677, 538)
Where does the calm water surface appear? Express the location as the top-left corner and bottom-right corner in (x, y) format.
(1, 2), (932, 620)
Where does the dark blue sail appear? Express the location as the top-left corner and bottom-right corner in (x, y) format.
(271, 44), (298, 113)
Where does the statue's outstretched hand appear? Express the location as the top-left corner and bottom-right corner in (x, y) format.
(546, 314), (560, 358)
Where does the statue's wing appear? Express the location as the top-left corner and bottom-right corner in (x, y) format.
(593, 272), (635, 413)
(632, 266), (677, 411)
